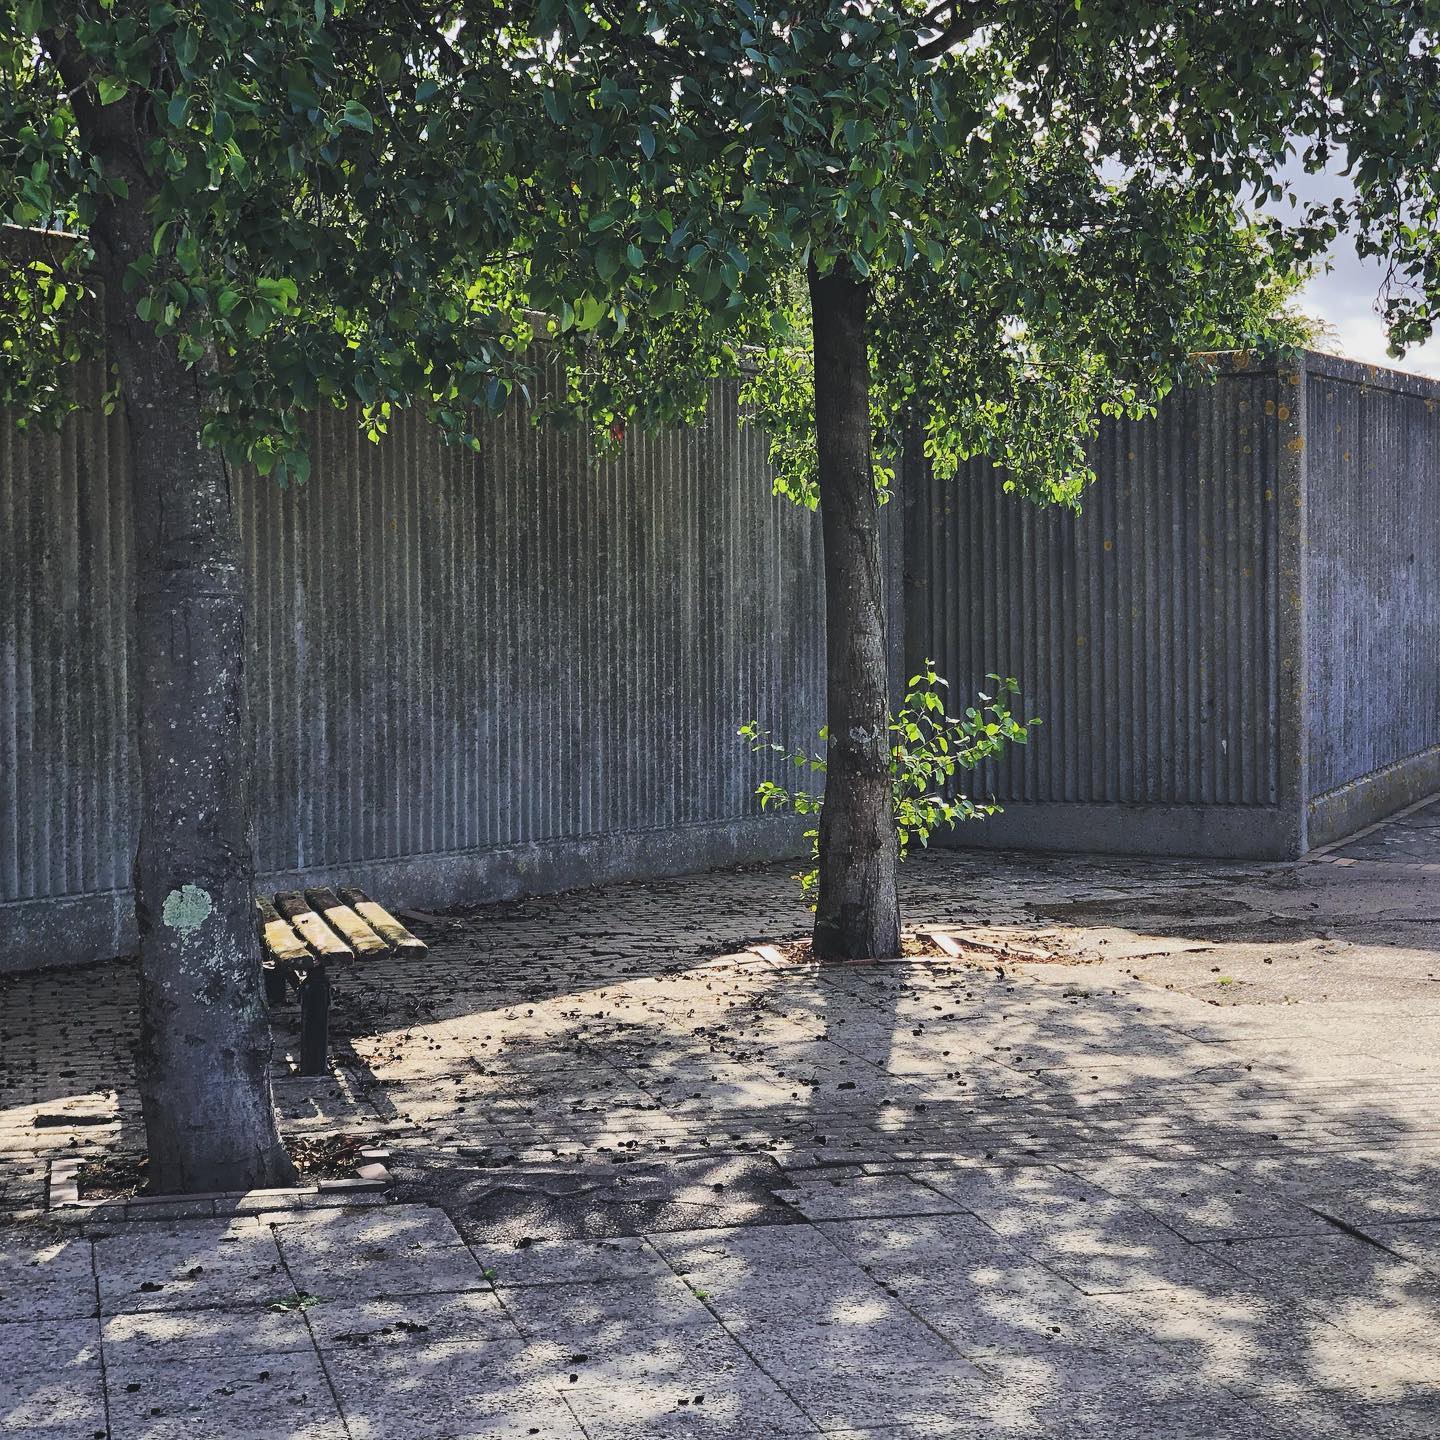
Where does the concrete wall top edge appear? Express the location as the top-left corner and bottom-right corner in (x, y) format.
(1303, 349), (1440, 402)
(1185, 349), (1440, 404)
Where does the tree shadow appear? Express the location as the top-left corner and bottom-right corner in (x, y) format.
(293, 848), (1440, 1436)
(5, 845), (1440, 1436)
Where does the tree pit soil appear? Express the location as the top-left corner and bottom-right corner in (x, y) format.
(76, 1133), (380, 1200)
(771, 932), (1088, 967)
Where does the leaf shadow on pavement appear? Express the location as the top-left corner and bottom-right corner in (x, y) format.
(5, 843), (1440, 1438)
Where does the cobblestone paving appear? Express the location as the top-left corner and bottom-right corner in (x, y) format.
(4, 807), (1440, 1437)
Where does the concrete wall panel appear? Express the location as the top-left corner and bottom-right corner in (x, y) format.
(903, 367), (1293, 856)
(5, 348), (1439, 968)
(1304, 355), (1440, 842)
(1, 361), (826, 970)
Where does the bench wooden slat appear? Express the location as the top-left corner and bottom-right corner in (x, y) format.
(337, 886), (428, 958)
(255, 896), (310, 968)
(272, 890), (354, 964)
(305, 887), (391, 957)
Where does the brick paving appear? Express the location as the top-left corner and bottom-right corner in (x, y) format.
(3, 808), (1440, 1437)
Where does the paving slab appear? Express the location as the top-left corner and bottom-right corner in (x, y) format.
(271, 1203), (495, 1300)
(95, 1223), (291, 1314)
(101, 1302), (315, 1358)
(0, 1230), (97, 1321)
(895, 1276), (1150, 1354)
(103, 1347), (344, 1440)
(1060, 1158), (1335, 1241)
(1198, 1232), (1439, 1298)
(467, 1233), (670, 1288)
(1273, 1398), (1440, 1440)
(323, 1334), (590, 1439)
(498, 1271), (715, 1340)
(771, 1173), (966, 1221)
(0, 1317), (106, 1438)
(729, 1313), (989, 1430)
(1050, 1394), (1310, 1440)
(310, 1288), (519, 1347)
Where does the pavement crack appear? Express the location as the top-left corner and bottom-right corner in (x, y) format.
(88, 1234), (114, 1440)
(270, 1221), (356, 1439)
(1301, 1204), (1411, 1260)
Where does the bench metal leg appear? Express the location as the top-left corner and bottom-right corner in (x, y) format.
(297, 965), (331, 1075)
(263, 965), (288, 1006)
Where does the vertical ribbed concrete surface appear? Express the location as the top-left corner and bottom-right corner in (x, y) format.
(1, 364), (826, 970)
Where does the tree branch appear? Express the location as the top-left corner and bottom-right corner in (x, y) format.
(913, 0), (997, 59)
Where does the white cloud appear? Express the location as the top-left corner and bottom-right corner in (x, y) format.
(1275, 156), (1440, 377)
(1297, 248), (1440, 378)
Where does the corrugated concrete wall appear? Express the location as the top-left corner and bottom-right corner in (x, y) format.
(903, 361), (1303, 858)
(1, 357), (827, 972)
(1304, 354), (1440, 845)
(906, 351), (1440, 860)
(5, 348), (1438, 969)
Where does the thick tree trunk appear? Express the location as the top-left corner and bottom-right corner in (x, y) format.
(64, 74), (293, 1191)
(808, 264), (901, 960)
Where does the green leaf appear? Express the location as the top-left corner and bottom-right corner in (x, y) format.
(257, 276), (298, 307)
(573, 295), (606, 332)
(97, 77), (128, 106)
(342, 100), (374, 134)
(594, 242), (623, 283)
(173, 25), (199, 68)
(265, 1294), (321, 1313)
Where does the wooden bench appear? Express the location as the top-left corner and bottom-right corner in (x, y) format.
(256, 887), (427, 1074)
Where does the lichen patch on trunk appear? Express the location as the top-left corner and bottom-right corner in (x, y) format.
(161, 883), (214, 936)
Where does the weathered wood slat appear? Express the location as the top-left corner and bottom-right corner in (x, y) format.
(338, 887), (428, 957)
(304, 886), (390, 957)
(272, 890), (353, 964)
(255, 896), (310, 968)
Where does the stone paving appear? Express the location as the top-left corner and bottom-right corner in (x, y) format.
(3, 802), (1440, 1437)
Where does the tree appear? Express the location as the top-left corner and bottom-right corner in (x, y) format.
(521, 0), (1440, 959)
(1, 1), (539, 1191)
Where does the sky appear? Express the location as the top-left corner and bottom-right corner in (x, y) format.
(1299, 240), (1440, 379)
(1280, 156), (1440, 378)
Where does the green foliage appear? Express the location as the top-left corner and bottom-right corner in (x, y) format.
(1, 1), (536, 481)
(0, 241), (95, 425)
(4, 3), (1440, 493)
(741, 664), (1035, 904)
(521, 2), (1440, 504)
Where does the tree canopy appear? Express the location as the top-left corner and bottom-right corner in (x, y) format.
(2, 1), (543, 479)
(515, 0), (1440, 954)
(11, 3), (1438, 487)
(524, 3), (1439, 489)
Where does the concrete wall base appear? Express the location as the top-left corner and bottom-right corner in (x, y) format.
(938, 802), (1299, 861)
(1307, 748), (1440, 850)
(0, 816), (809, 976)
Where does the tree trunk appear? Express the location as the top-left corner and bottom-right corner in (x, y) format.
(808, 263), (901, 960)
(63, 72), (294, 1192)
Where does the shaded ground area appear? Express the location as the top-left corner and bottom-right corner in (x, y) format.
(3, 804), (1439, 1437)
